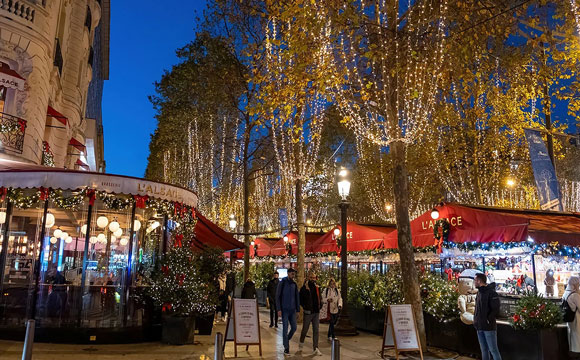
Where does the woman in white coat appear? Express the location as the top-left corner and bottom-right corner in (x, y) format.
(563, 276), (580, 357)
(320, 278), (342, 341)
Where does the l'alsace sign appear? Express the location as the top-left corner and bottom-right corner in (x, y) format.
(421, 216), (463, 231)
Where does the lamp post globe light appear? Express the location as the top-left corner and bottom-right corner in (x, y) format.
(228, 215), (237, 268)
(334, 169), (358, 336)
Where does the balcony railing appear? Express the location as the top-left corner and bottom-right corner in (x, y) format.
(54, 38), (63, 76)
(0, 112), (26, 154)
(0, 0), (36, 23)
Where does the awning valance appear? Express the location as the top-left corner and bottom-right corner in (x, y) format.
(47, 106), (68, 126)
(270, 231), (323, 256)
(69, 137), (86, 151)
(0, 66), (25, 91)
(0, 159), (198, 207)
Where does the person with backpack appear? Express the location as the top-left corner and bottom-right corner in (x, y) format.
(320, 277), (342, 341)
(473, 273), (501, 360)
(276, 268), (300, 357)
(563, 276), (580, 356)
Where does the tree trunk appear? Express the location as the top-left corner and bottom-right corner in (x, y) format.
(295, 178), (306, 288)
(243, 129), (251, 282)
(391, 140), (426, 348)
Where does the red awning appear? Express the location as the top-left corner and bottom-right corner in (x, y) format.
(47, 106), (68, 126)
(270, 231), (323, 256)
(193, 213), (243, 251)
(250, 237), (278, 257)
(0, 65), (25, 91)
(69, 137), (86, 151)
(311, 222), (396, 253)
(383, 203), (531, 248)
(75, 159), (89, 169)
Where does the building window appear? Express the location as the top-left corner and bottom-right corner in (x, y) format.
(0, 86), (6, 114)
(85, 6), (92, 30)
(54, 39), (63, 76)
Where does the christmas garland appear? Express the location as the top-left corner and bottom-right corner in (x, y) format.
(254, 246), (437, 261)
(2, 187), (198, 226)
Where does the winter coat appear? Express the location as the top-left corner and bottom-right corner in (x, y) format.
(320, 287), (342, 320)
(241, 280), (257, 299)
(300, 281), (321, 314)
(276, 277), (300, 312)
(267, 278), (279, 299)
(473, 282), (500, 331)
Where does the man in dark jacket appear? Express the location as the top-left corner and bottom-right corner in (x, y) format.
(267, 272), (280, 327)
(276, 268), (300, 357)
(241, 277), (257, 299)
(299, 272), (323, 356)
(474, 273), (502, 360)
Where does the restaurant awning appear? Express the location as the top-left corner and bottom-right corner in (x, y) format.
(311, 222), (396, 253)
(47, 106), (68, 126)
(0, 66), (25, 91)
(251, 237), (278, 257)
(382, 203), (580, 248)
(193, 213), (243, 251)
(270, 231), (324, 256)
(69, 137), (86, 151)
(0, 158), (199, 207)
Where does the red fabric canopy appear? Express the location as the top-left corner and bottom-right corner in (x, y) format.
(270, 231), (323, 256)
(383, 203), (531, 248)
(47, 106), (68, 126)
(75, 159), (89, 169)
(311, 222), (396, 253)
(193, 213), (243, 251)
(251, 237), (277, 257)
(69, 137), (86, 151)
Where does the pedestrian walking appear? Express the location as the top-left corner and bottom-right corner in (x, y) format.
(299, 272), (323, 356)
(241, 277), (257, 299)
(276, 268), (300, 357)
(320, 277), (342, 341)
(267, 271), (280, 328)
(473, 273), (502, 360)
(563, 276), (580, 358)
(216, 289), (228, 322)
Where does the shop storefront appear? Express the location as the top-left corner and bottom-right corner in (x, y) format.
(0, 161), (240, 343)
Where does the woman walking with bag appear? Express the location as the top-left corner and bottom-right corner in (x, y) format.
(563, 276), (580, 358)
(321, 278), (342, 341)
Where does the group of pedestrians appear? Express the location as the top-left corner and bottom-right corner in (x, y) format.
(269, 269), (342, 357)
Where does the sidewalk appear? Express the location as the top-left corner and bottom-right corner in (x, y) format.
(0, 308), (476, 360)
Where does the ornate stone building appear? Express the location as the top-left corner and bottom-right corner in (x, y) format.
(0, 0), (109, 171)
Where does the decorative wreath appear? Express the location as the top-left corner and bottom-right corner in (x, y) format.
(433, 219), (450, 241)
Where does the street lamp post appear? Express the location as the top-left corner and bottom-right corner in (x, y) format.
(229, 215), (237, 269)
(334, 169), (358, 336)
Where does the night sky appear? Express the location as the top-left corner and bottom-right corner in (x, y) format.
(102, 0), (207, 177)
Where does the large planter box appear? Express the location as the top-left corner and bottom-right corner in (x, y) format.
(162, 315), (195, 345)
(349, 306), (385, 335)
(256, 289), (267, 306)
(424, 313), (570, 359)
(195, 312), (215, 335)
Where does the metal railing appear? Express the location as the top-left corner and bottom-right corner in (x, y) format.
(0, 112), (26, 154)
(54, 38), (63, 76)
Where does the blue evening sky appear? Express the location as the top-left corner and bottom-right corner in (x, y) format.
(102, 0), (207, 177)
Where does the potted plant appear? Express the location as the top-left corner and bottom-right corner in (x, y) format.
(505, 294), (567, 360)
(147, 233), (216, 345)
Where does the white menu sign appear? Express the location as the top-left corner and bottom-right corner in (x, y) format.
(233, 299), (260, 344)
(389, 304), (419, 350)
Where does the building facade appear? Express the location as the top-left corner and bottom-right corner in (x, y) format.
(0, 0), (109, 172)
